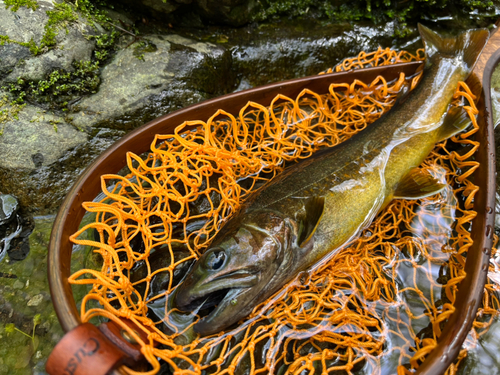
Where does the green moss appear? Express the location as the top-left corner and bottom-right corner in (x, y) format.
(0, 95), (26, 136)
(4, 0), (39, 12)
(40, 2), (78, 48)
(133, 39), (158, 61)
(0, 35), (39, 55)
(0, 1), (79, 55)
(0, 0), (120, 110)
(3, 59), (104, 109)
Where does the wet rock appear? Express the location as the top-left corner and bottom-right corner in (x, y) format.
(69, 34), (234, 131)
(0, 194), (18, 226)
(0, 89), (102, 215)
(0, 0), (47, 79)
(0, 194), (34, 262)
(0, 0), (101, 84)
(227, 20), (416, 88)
(0, 127), (124, 215)
(0, 100), (87, 171)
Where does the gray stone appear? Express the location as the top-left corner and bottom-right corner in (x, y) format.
(0, 194), (18, 225)
(0, 0), (101, 83)
(70, 34), (233, 131)
(0, 102), (87, 171)
(0, 126), (124, 214)
(12, 280), (24, 290)
(0, 0), (49, 78)
(27, 294), (43, 306)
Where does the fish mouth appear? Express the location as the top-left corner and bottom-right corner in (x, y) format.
(176, 270), (259, 335)
(177, 269), (258, 307)
(194, 288), (249, 334)
(179, 287), (232, 314)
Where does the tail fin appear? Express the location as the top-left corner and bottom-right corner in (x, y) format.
(417, 24), (489, 73)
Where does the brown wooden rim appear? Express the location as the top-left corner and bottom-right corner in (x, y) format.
(45, 54), (492, 374)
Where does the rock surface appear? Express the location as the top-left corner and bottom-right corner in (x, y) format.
(70, 34), (233, 131)
(0, 127), (123, 214)
(0, 0), (100, 84)
(227, 20), (408, 87)
(0, 100), (87, 170)
(0, 193), (34, 262)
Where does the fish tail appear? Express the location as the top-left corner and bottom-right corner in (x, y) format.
(418, 24), (489, 73)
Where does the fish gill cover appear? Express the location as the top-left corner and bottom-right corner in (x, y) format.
(68, 47), (499, 374)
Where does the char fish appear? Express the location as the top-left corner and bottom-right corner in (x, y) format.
(175, 25), (489, 336)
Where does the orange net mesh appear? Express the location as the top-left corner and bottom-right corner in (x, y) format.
(69, 47), (499, 375)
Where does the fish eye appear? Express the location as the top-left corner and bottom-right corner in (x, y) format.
(204, 248), (226, 270)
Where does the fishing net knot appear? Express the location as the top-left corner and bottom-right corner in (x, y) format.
(118, 277), (135, 296)
(140, 343), (155, 358)
(118, 308), (134, 320)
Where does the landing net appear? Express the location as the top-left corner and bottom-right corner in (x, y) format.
(69, 47), (499, 375)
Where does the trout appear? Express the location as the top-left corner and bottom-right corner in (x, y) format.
(175, 25), (489, 336)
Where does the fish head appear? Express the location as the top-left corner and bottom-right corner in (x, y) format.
(175, 210), (294, 336)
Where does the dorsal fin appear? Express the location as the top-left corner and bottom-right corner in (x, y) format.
(418, 24), (489, 72)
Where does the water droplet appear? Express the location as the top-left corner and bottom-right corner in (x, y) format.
(482, 263), (488, 271)
(487, 206), (493, 214)
(483, 247), (490, 255)
(441, 354), (448, 362)
(486, 225), (493, 239)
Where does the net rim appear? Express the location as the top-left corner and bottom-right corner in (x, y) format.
(46, 58), (495, 375)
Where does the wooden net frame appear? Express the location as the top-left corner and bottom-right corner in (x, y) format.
(68, 47), (499, 375)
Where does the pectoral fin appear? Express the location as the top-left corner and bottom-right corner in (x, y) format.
(298, 196), (325, 247)
(437, 105), (472, 142)
(394, 168), (445, 200)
